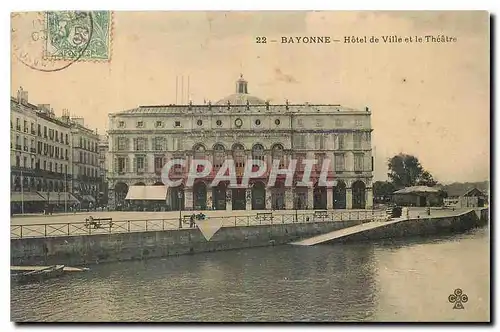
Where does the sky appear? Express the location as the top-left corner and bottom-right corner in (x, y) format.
(10, 11), (490, 183)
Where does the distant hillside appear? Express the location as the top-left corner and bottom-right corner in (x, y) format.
(439, 181), (489, 196)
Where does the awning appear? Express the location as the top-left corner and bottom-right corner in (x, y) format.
(10, 192), (46, 202)
(82, 195), (96, 202)
(125, 185), (168, 200)
(37, 192), (80, 204)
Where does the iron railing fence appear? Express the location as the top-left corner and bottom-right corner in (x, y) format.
(11, 210), (387, 239)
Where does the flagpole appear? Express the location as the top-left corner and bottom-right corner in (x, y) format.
(20, 170), (24, 214)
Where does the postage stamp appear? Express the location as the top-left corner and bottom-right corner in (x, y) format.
(44, 11), (112, 61)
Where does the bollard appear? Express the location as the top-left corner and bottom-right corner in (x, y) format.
(127, 220), (130, 232)
(162, 219), (165, 231)
(45, 224), (47, 237)
(146, 220), (148, 232)
(67, 223), (70, 236)
(247, 216), (249, 226)
(20, 226), (23, 238)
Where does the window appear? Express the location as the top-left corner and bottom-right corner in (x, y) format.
(65, 134), (68, 144)
(23, 120), (27, 132)
(335, 119), (343, 127)
(294, 135), (306, 149)
(275, 119), (281, 126)
(174, 121), (181, 127)
(49, 162), (52, 172)
(354, 153), (364, 172)
(252, 144), (265, 162)
(135, 138), (146, 151)
(297, 118), (304, 127)
(155, 121), (163, 128)
(196, 120), (203, 126)
(118, 137), (128, 151)
(216, 120), (222, 126)
(43, 126), (47, 138)
(315, 135), (325, 150)
(118, 121), (125, 128)
(135, 156), (145, 173)
(272, 144), (284, 168)
(16, 156), (20, 167)
(23, 157), (27, 168)
(334, 154), (345, 172)
(213, 144), (225, 168)
(118, 157), (126, 173)
(154, 137), (164, 151)
(353, 132), (363, 149)
(136, 121), (144, 128)
(338, 134), (345, 150)
(295, 153), (307, 171)
(38, 124), (41, 136)
(154, 156), (164, 174)
(16, 118), (20, 130)
(43, 160), (46, 170)
(255, 119), (261, 126)
(30, 122), (35, 134)
(60, 132), (63, 142)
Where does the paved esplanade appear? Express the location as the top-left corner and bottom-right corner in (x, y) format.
(11, 209), (375, 226)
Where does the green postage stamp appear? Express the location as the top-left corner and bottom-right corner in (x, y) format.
(45, 11), (112, 61)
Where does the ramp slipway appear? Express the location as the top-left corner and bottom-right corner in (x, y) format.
(290, 218), (405, 246)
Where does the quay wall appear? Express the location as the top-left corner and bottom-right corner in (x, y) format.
(335, 208), (489, 244)
(11, 219), (365, 266)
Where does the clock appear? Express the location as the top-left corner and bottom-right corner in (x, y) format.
(235, 118), (243, 128)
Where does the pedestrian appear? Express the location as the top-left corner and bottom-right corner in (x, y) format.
(190, 214), (195, 228)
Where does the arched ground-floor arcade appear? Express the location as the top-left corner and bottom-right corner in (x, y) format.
(107, 178), (373, 211)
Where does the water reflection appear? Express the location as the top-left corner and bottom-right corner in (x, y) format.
(11, 227), (489, 322)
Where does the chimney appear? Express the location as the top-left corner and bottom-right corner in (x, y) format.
(17, 87), (28, 104)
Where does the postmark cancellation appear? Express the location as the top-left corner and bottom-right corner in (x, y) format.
(12, 10), (112, 70)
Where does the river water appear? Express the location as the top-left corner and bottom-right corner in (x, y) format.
(11, 227), (490, 322)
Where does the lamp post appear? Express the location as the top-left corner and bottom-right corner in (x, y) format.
(178, 191), (182, 229)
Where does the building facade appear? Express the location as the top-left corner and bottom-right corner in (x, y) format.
(68, 117), (100, 207)
(98, 134), (110, 205)
(10, 88), (75, 213)
(107, 76), (374, 211)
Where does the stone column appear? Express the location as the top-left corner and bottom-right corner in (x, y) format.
(246, 187), (252, 210)
(265, 189), (272, 210)
(206, 188), (213, 210)
(285, 188), (293, 210)
(327, 188), (333, 210)
(184, 187), (193, 211)
(365, 187), (373, 209)
(346, 187), (353, 209)
(307, 187), (314, 210)
(226, 188), (232, 211)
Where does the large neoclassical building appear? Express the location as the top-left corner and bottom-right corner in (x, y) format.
(106, 76), (373, 211)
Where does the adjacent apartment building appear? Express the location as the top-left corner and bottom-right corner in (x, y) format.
(10, 87), (100, 213)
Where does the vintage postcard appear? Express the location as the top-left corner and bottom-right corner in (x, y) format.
(10, 11), (490, 322)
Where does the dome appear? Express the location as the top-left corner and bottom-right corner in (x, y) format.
(215, 75), (266, 106)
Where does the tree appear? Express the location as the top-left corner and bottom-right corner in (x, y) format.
(373, 181), (396, 203)
(387, 154), (438, 189)
(373, 181), (396, 197)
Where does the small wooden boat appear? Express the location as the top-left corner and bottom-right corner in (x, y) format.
(11, 265), (65, 284)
